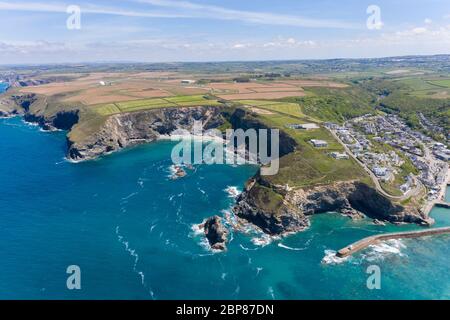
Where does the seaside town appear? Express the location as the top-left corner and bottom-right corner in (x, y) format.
(321, 114), (449, 212)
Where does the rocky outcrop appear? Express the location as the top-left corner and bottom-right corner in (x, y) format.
(234, 180), (430, 236)
(68, 106), (225, 161)
(0, 93), (79, 131)
(230, 108), (297, 157)
(201, 216), (229, 251)
(24, 110), (79, 131)
(233, 180), (310, 235)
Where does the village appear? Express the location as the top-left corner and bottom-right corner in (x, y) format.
(322, 114), (449, 203)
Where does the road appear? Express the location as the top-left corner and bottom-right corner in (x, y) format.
(326, 127), (423, 202)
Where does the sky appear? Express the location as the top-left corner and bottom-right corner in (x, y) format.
(0, 0), (449, 64)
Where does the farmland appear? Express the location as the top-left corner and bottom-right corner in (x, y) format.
(94, 95), (222, 116)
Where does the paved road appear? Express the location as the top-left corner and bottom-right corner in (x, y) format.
(326, 127), (422, 202)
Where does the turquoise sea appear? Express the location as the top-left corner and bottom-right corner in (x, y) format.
(0, 101), (448, 299)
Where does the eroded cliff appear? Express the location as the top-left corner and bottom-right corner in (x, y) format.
(233, 178), (431, 236)
(67, 106), (225, 161)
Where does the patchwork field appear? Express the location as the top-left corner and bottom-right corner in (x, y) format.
(237, 100), (317, 122)
(18, 71), (349, 106)
(94, 95), (222, 116)
(393, 77), (450, 99)
(210, 80), (346, 100)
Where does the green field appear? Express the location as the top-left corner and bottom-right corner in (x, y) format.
(391, 77), (450, 99)
(242, 108), (369, 188)
(427, 79), (450, 88)
(237, 100), (314, 121)
(93, 95), (222, 116)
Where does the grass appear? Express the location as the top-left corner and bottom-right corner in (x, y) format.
(237, 100), (309, 120)
(95, 104), (121, 116)
(92, 95), (223, 116)
(427, 79), (450, 88)
(241, 110), (368, 188)
(391, 77), (450, 99)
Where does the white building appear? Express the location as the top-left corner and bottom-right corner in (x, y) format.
(330, 152), (349, 160)
(287, 123), (319, 130)
(181, 79), (196, 84)
(373, 166), (388, 177)
(310, 139), (328, 148)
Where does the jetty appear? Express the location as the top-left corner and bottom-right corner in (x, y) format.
(336, 227), (450, 258)
(435, 201), (450, 209)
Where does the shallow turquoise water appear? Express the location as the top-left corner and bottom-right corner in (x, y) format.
(0, 116), (448, 300)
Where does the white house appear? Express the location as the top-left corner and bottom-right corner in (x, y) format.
(310, 139), (328, 148)
(330, 152), (349, 160)
(181, 79), (196, 84)
(373, 166), (387, 177)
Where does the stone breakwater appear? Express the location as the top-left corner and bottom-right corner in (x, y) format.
(336, 227), (450, 258)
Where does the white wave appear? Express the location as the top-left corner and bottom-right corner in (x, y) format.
(190, 221), (204, 236)
(321, 250), (350, 265)
(224, 186), (241, 198)
(255, 267), (263, 276)
(239, 244), (259, 251)
(251, 234), (279, 247)
(221, 273), (227, 280)
(137, 178), (146, 188)
(121, 192), (138, 201)
(277, 243), (306, 251)
(362, 239), (407, 262)
(115, 226), (155, 299)
(267, 286), (275, 300)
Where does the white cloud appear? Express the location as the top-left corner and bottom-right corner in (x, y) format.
(424, 18), (432, 24)
(0, 0), (358, 29)
(0, 1), (190, 18)
(232, 43), (247, 49)
(134, 0), (358, 29)
(412, 27), (428, 34)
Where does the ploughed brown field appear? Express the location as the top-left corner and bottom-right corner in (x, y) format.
(18, 72), (347, 105)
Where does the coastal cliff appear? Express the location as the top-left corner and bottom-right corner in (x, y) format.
(233, 178), (430, 236)
(67, 106), (225, 161)
(0, 93), (80, 131)
(0, 94), (430, 236)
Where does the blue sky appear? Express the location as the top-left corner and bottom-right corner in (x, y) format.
(0, 0), (449, 64)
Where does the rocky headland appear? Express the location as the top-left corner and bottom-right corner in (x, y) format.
(0, 93), (431, 243)
(233, 177), (432, 237)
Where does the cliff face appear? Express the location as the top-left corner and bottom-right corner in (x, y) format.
(0, 93), (80, 131)
(234, 180), (429, 236)
(229, 108), (297, 157)
(68, 106), (225, 161)
(24, 110), (79, 131)
(1, 94), (429, 235)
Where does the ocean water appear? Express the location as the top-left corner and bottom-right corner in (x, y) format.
(0, 115), (449, 300)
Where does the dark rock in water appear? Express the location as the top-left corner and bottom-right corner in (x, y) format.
(202, 216), (229, 251)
